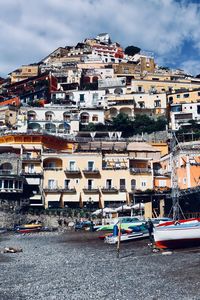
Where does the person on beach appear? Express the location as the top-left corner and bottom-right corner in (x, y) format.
(146, 218), (154, 243)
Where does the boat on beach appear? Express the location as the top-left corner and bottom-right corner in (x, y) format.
(15, 222), (42, 234)
(104, 230), (149, 244)
(96, 216), (145, 232)
(154, 218), (200, 249)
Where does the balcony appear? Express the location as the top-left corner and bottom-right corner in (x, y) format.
(61, 187), (76, 193)
(83, 186), (99, 193)
(64, 168), (81, 175)
(119, 185), (127, 192)
(43, 167), (63, 171)
(44, 186), (62, 192)
(21, 170), (43, 177)
(22, 155), (41, 162)
(83, 168), (100, 175)
(130, 168), (151, 174)
(101, 187), (118, 193)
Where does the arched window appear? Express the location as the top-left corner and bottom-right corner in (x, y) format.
(131, 179), (136, 190)
(92, 114), (98, 122)
(27, 111), (36, 121)
(45, 111), (54, 121)
(0, 163), (13, 174)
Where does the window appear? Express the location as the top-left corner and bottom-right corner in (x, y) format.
(198, 92), (200, 96)
(88, 161), (94, 171)
(138, 101), (145, 108)
(154, 100), (161, 107)
(92, 115), (98, 122)
(106, 179), (112, 189)
(88, 179), (94, 190)
(47, 162), (56, 168)
(64, 179), (70, 189)
(138, 86), (143, 92)
(159, 180), (166, 187)
(183, 93), (189, 98)
(28, 164), (35, 174)
(69, 161), (75, 170)
(197, 106), (200, 114)
(176, 94), (180, 98)
(79, 94), (85, 103)
(141, 181), (146, 187)
(48, 180), (57, 189)
(0, 180), (2, 188)
(9, 180), (13, 189)
(183, 178), (187, 184)
(131, 179), (136, 190)
(120, 179), (126, 190)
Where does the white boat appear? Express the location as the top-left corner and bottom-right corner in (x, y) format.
(104, 231), (149, 244)
(154, 218), (200, 249)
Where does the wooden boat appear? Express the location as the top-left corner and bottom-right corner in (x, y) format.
(154, 218), (200, 249)
(104, 230), (149, 244)
(15, 223), (42, 234)
(97, 217), (145, 231)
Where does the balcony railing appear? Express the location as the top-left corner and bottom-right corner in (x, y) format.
(44, 186), (61, 192)
(83, 168), (100, 175)
(101, 187), (118, 193)
(83, 186), (99, 193)
(130, 168), (151, 174)
(102, 166), (127, 170)
(22, 155), (41, 161)
(64, 168), (81, 175)
(61, 187), (76, 193)
(21, 170), (43, 176)
(43, 167), (63, 171)
(119, 185), (127, 192)
(44, 186), (76, 193)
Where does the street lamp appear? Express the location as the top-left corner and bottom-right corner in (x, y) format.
(86, 197), (94, 220)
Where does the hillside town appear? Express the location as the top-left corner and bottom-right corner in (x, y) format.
(0, 32), (200, 218)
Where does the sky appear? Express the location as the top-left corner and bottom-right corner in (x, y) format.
(1, 0), (200, 77)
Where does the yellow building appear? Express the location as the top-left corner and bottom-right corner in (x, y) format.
(43, 141), (160, 209)
(0, 133), (161, 210)
(10, 65), (39, 83)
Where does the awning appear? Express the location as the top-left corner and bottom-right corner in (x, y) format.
(62, 194), (79, 202)
(29, 195), (41, 200)
(45, 194), (61, 202)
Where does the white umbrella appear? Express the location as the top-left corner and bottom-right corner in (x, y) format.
(115, 205), (132, 212)
(132, 203), (145, 210)
(92, 207), (117, 215)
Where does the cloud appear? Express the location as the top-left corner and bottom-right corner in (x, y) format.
(180, 59), (200, 76)
(1, 0), (200, 76)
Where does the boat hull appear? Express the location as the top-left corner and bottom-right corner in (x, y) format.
(155, 238), (200, 249)
(105, 231), (149, 244)
(16, 227), (42, 234)
(154, 219), (200, 249)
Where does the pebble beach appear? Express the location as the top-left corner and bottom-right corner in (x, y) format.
(0, 231), (200, 300)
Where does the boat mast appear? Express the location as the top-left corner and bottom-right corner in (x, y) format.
(170, 132), (180, 220)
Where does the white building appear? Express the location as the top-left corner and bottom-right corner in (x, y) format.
(170, 102), (200, 130)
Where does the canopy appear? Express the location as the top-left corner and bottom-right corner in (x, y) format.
(92, 207), (117, 215)
(116, 203), (144, 211)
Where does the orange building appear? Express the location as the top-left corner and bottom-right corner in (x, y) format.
(0, 96), (20, 107)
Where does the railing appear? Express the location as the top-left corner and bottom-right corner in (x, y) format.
(101, 187), (118, 193)
(0, 170), (13, 175)
(43, 167), (63, 171)
(119, 185), (127, 192)
(22, 155), (41, 161)
(21, 170), (43, 176)
(64, 168), (81, 173)
(102, 166), (127, 170)
(83, 187), (99, 193)
(130, 167), (151, 174)
(83, 168), (100, 173)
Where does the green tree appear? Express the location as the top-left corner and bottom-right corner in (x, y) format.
(125, 45), (141, 56)
(112, 113), (133, 137)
